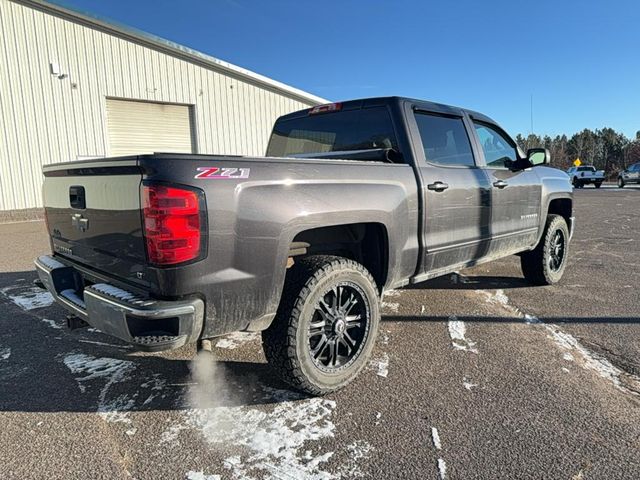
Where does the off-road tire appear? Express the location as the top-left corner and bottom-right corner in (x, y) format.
(520, 214), (569, 285)
(262, 255), (380, 395)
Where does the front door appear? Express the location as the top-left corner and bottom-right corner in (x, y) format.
(624, 164), (640, 182)
(412, 111), (492, 276)
(472, 122), (541, 251)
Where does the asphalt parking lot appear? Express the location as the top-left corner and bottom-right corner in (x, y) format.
(1, 185), (639, 480)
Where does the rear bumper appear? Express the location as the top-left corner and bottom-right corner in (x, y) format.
(34, 255), (204, 351)
(574, 178), (603, 183)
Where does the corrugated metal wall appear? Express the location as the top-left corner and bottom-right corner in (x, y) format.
(0, 0), (319, 211)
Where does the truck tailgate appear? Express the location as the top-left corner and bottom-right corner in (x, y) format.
(43, 159), (146, 280)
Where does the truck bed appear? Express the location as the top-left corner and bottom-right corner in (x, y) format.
(41, 152), (420, 337)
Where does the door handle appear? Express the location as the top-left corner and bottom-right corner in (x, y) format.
(493, 180), (508, 189)
(427, 181), (449, 192)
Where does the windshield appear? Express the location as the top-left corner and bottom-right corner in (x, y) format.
(266, 107), (398, 158)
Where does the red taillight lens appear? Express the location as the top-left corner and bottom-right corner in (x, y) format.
(142, 184), (203, 265)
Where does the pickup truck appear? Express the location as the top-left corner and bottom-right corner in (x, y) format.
(566, 165), (605, 188)
(35, 97), (574, 394)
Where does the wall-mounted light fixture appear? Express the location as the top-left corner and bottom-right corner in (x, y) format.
(50, 62), (68, 79)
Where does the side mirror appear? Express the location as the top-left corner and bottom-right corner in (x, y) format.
(527, 148), (550, 166)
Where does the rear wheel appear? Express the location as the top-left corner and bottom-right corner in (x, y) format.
(521, 214), (569, 285)
(595, 182), (602, 188)
(262, 255), (380, 395)
(618, 177), (625, 188)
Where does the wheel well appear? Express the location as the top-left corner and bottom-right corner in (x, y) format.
(290, 223), (389, 292)
(547, 198), (572, 225)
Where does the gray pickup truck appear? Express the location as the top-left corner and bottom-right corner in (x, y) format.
(35, 97), (574, 394)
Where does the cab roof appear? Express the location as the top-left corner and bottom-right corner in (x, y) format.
(276, 96), (498, 125)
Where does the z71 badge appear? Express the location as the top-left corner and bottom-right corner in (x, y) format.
(195, 167), (250, 179)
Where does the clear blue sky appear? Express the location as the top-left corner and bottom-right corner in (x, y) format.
(57, 0), (640, 139)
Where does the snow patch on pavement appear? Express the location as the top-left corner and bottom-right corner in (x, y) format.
(478, 288), (640, 397)
(371, 353), (389, 378)
(161, 423), (190, 444)
(0, 347), (10, 360)
(381, 301), (399, 313)
(382, 289), (402, 298)
(1, 285), (54, 310)
(165, 356), (372, 479)
(463, 377), (477, 391)
(431, 427), (442, 450)
(479, 289), (530, 319)
(41, 318), (63, 330)
(63, 353), (137, 422)
(545, 326), (638, 395)
(342, 441), (373, 478)
(188, 398), (339, 479)
(447, 316), (478, 353)
(437, 458), (447, 479)
(431, 426), (447, 478)
(186, 471), (221, 480)
(483, 288), (509, 305)
(215, 331), (260, 349)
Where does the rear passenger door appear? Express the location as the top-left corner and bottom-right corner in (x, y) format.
(472, 121), (540, 251)
(409, 108), (493, 276)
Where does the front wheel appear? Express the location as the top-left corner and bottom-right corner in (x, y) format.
(262, 255), (380, 395)
(618, 177), (625, 188)
(521, 214), (569, 285)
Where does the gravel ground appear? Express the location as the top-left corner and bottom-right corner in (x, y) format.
(0, 186), (639, 480)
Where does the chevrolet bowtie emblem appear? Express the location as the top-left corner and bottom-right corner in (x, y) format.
(71, 213), (89, 232)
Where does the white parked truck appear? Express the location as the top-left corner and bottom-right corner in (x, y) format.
(566, 166), (605, 188)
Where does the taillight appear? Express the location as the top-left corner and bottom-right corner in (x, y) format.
(142, 184), (205, 266)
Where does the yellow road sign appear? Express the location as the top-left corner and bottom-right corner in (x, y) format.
(573, 158), (582, 167)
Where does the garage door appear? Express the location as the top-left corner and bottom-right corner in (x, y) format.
(106, 99), (194, 156)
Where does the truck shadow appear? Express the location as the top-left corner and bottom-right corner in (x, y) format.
(406, 273), (533, 290)
(0, 270), (308, 415)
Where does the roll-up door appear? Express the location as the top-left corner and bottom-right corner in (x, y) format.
(106, 99), (194, 156)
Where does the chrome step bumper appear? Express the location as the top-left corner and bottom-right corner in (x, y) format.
(34, 255), (204, 351)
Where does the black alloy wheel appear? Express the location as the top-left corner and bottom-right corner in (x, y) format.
(308, 283), (370, 372)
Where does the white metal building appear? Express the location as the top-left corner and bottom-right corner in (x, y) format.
(0, 0), (326, 214)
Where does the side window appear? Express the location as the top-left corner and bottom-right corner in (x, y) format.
(474, 123), (517, 168)
(414, 113), (475, 166)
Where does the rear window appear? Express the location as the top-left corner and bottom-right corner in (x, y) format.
(266, 107), (398, 158)
(577, 166), (596, 172)
(416, 113), (475, 167)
